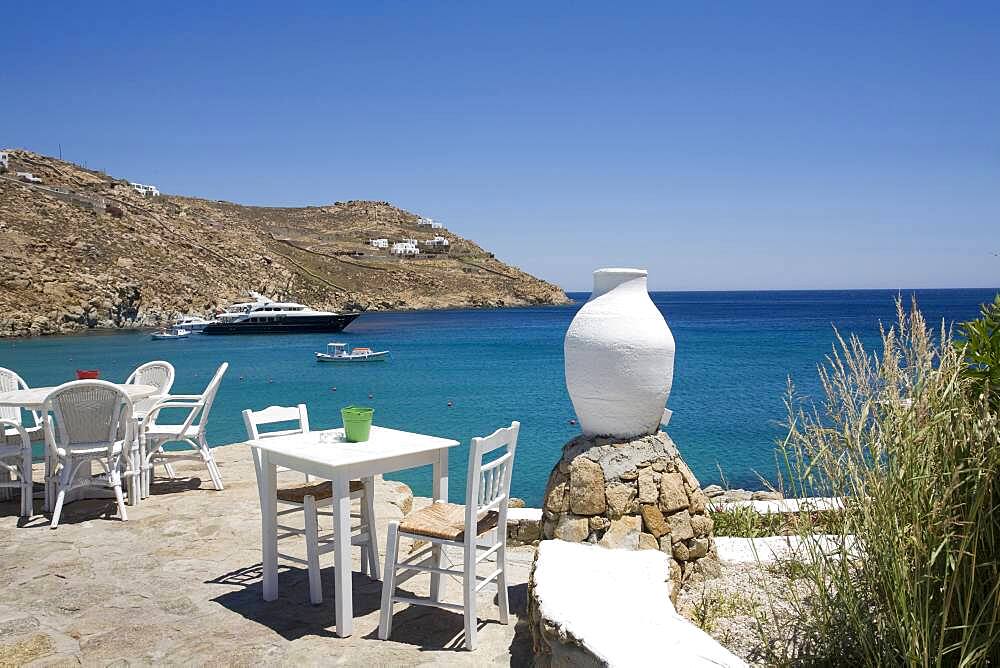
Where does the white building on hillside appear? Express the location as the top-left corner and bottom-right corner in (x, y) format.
(423, 236), (450, 247)
(391, 241), (420, 256)
(417, 217), (444, 229)
(130, 182), (160, 197)
(369, 238), (389, 249)
(0, 151), (9, 171)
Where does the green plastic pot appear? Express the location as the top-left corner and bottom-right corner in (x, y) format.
(342, 405), (374, 442)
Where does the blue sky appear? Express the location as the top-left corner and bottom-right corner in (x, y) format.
(2, 2), (997, 291)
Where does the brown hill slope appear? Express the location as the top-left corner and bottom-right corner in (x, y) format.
(0, 149), (568, 337)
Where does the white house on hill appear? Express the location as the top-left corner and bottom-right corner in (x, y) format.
(0, 151), (8, 172)
(417, 217), (444, 229)
(423, 236), (449, 247)
(391, 241), (420, 256)
(130, 182), (160, 197)
(369, 238), (389, 249)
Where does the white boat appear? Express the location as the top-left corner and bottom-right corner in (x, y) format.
(152, 328), (191, 340)
(315, 342), (390, 363)
(172, 315), (212, 332)
(203, 293), (360, 335)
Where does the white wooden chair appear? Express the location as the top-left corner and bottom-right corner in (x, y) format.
(243, 404), (380, 605)
(379, 421), (520, 650)
(43, 380), (134, 529)
(1, 367), (48, 513)
(141, 362), (227, 498)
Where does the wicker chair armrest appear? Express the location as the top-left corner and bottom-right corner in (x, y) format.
(0, 418), (30, 447)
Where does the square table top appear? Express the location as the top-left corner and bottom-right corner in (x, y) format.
(248, 426), (460, 469)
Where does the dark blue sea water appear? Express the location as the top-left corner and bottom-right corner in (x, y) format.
(1, 289), (995, 506)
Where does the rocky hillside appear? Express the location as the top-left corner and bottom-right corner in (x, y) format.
(0, 149), (568, 337)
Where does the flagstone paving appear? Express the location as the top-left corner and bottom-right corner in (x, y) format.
(0, 444), (535, 666)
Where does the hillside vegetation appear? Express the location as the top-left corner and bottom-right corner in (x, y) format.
(0, 149), (567, 337)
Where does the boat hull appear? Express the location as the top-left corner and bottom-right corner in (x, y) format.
(203, 313), (361, 335)
(316, 351), (389, 363)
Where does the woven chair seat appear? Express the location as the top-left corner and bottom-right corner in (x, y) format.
(276, 479), (363, 504)
(399, 502), (499, 541)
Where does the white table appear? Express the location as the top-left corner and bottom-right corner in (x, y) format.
(0, 383), (158, 412)
(249, 425), (461, 637)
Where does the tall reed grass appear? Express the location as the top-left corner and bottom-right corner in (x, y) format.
(763, 300), (1000, 666)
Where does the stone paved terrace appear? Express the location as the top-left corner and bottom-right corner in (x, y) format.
(0, 444), (536, 666)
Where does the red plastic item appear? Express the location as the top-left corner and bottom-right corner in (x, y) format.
(75, 369), (100, 380)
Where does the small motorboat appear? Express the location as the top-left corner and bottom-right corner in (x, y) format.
(316, 342), (389, 362)
(151, 328), (191, 340)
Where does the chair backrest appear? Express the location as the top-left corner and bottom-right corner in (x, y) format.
(0, 367), (29, 423)
(125, 361), (175, 396)
(43, 380), (133, 452)
(194, 362), (228, 431)
(464, 421), (520, 534)
(242, 404), (309, 440)
(242, 404), (310, 482)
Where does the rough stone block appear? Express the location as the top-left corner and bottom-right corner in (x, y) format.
(659, 472), (687, 513)
(598, 516), (640, 550)
(676, 459), (701, 490)
(689, 490), (708, 514)
(703, 484), (725, 498)
(639, 504), (669, 538)
(690, 513), (714, 537)
(553, 514), (589, 542)
(569, 457), (606, 516)
(589, 515), (610, 532)
(639, 532), (658, 550)
(638, 467), (658, 503)
(667, 509), (694, 543)
(688, 537), (710, 560)
(604, 482), (636, 519)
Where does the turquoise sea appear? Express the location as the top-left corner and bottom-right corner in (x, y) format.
(1, 289), (995, 506)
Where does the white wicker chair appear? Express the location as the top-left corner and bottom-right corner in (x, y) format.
(43, 380), (134, 529)
(0, 419), (32, 517)
(379, 421), (520, 650)
(1, 367), (47, 513)
(141, 362), (228, 497)
(243, 404), (380, 604)
(123, 361), (176, 504)
(125, 361), (175, 418)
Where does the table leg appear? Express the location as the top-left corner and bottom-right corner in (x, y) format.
(260, 451), (279, 602)
(332, 474), (353, 637)
(430, 447), (449, 602)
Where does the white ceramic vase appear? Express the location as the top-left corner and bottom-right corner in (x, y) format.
(564, 268), (675, 439)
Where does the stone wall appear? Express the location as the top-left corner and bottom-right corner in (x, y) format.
(542, 431), (719, 593)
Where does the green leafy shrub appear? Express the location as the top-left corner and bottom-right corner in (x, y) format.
(956, 293), (1000, 409)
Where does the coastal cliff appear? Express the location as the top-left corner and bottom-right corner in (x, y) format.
(0, 150), (568, 337)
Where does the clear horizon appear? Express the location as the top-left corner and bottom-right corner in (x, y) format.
(3, 2), (998, 292)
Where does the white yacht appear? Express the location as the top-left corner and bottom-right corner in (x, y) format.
(202, 293), (361, 335)
(171, 315), (213, 332)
